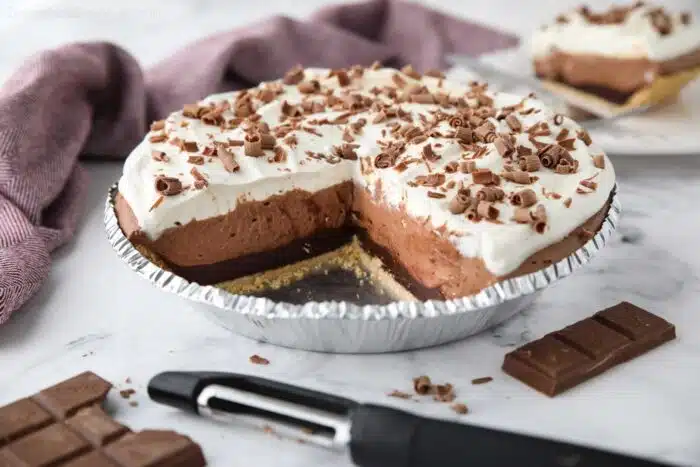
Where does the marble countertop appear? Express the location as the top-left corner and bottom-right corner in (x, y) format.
(1, 1), (700, 466)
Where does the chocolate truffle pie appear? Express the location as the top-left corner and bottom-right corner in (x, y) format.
(115, 64), (615, 301)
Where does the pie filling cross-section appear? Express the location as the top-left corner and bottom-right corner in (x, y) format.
(115, 65), (615, 301)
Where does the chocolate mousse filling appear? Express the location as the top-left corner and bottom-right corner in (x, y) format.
(534, 47), (700, 103)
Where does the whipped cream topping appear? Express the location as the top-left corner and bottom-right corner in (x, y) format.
(531, 4), (700, 61)
(118, 67), (615, 277)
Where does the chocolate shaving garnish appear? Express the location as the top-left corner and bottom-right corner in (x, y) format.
(244, 133), (264, 157)
(460, 161), (477, 173)
(333, 143), (359, 161)
(455, 127), (474, 144)
(374, 153), (397, 169)
(451, 403), (469, 415)
(427, 191), (446, 199)
(272, 146), (287, 163)
(494, 136), (515, 157)
(648, 8), (672, 35)
(388, 390), (412, 399)
(520, 154), (541, 172)
(433, 383), (455, 402)
(413, 376), (432, 395)
(151, 150), (168, 162)
(424, 69), (445, 79)
(556, 128), (570, 141)
(154, 176), (183, 196)
(465, 205), (480, 222)
(335, 70), (351, 87)
(411, 92), (435, 104)
(181, 141), (199, 152)
(539, 144), (569, 168)
(577, 129), (593, 146)
(422, 144), (441, 163)
(190, 167), (208, 189)
(392, 73), (407, 88)
(471, 377), (493, 385)
(474, 122), (496, 142)
(415, 173), (446, 187)
(472, 168), (495, 185)
(149, 133), (167, 143)
(150, 120), (165, 132)
(342, 128), (355, 142)
(283, 134), (298, 148)
(283, 65), (304, 85)
(149, 195), (164, 212)
(563, 197), (572, 208)
(681, 12), (692, 25)
(400, 65), (421, 79)
(505, 114), (522, 132)
(444, 161), (459, 173)
(260, 134), (276, 150)
(532, 204), (547, 233)
(449, 191), (471, 214)
(477, 201), (499, 220)
(281, 100), (302, 117)
(511, 188), (537, 207)
(182, 104), (206, 118)
(555, 160), (574, 174)
(556, 14), (569, 24)
(513, 207), (532, 224)
(592, 154), (606, 169)
(297, 80), (320, 94)
(216, 145), (240, 172)
(228, 139), (244, 147)
(558, 138), (577, 151)
(187, 155), (204, 165)
(302, 126), (323, 137)
(476, 186), (505, 202)
(502, 170), (531, 184)
(553, 114), (565, 126)
(249, 354), (270, 365)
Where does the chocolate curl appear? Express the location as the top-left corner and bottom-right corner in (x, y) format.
(190, 167), (208, 189)
(449, 116), (465, 128)
(335, 70), (351, 87)
(401, 65), (421, 79)
(494, 136), (514, 157)
(502, 170), (531, 184)
(592, 154), (606, 169)
(151, 150), (168, 162)
(476, 187), (505, 202)
(520, 155), (541, 172)
(392, 73), (407, 88)
(477, 201), (499, 220)
(444, 161), (459, 174)
(374, 153), (396, 169)
(422, 144), (440, 162)
(553, 114), (565, 125)
(372, 111), (387, 124)
(512, 207), (532, 224)
(532, 205), (547, 234)
(150, 120), (165, 132)
(181, 141), (198, 152)
(555, 160), (573, 174)
(297, 80), (320, 94)
(424, 69), (445, 79)
(505, 114), (521, 132)
(281, 100), (302, 117)
(577, 129), (593, 146)
(455, 127), (474, 144)
(539, 145), (566, 169)
(449, 192), (471, 214)
(216, 146), (240, 173)
(465, 206), (480, 222)
(474, 122), (496, 142)
(244, 133), (264, 157)
(283, 65), (304, 85)
(460, 161), (477, 173)
(411, 93), (435, 104)
(511, 189), (537, 207)
(260, 134), (276, 150)
(149, 133), (167, 143)
(272, 146), (287, 163)
(471, 168), (494, 185)
(154, 176), (183, 196)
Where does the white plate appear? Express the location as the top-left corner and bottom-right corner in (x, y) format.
(446, 46), (700, 156)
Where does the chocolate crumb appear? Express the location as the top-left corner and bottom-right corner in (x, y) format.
(187, 155), (204, 165)
(129, 401), (139, 408)
(249, 354), (270, 365)
(471, 376), (493, 385)
(433, 384), (455, 403)
(151, 150), (168, 162)
(388, 390), (412, 399)
(413, 375), (432, 395)
(563, 197), (572, 208)
(119, 389), (136, 399)
(451, 403), (469, 415)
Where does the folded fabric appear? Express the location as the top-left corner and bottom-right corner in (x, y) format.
(0, 0), (518, 324)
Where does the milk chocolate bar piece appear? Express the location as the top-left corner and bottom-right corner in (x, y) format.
(0, 371), (206, 466)
(502, 302), (676, 396)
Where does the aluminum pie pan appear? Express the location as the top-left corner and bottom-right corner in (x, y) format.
(105, 183), (620, 353)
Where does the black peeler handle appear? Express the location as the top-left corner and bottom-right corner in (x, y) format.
(350, 404), (673, 467)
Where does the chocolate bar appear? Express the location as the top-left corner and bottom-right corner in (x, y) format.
(502, 302), (676, 396)
(0, 372), (205, 466)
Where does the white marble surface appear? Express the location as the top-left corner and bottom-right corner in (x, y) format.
(1, 1), (700, 466)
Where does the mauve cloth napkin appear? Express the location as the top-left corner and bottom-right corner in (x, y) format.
(0, 0), (517, 323)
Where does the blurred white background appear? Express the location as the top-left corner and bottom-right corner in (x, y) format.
(0, 0), (697, 82)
